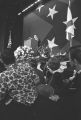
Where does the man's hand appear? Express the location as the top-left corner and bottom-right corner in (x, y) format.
(49, 94), (60, 102)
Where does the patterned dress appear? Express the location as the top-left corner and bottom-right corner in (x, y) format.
(0, 46), (40, 105)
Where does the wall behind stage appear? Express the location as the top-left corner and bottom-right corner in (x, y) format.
(23, 0), (81, 53)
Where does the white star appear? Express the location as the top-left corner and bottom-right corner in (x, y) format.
(47, 37), (58, 50)
(36, 4), (44, 12)
(63, 17), (78, 26)
(63, 17), (78, 30)
(47, 5), (58, 20)
(64, 17), (78, 37)
(63, 5), (78, 38)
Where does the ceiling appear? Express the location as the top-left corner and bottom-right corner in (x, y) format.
(0, 0), (80, 18)
(0, 0), (36, 7)
(0, 0), (50, 15)
(0, 0), (36, 14)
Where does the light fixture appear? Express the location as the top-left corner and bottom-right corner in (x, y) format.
(18, 0), (42, 15)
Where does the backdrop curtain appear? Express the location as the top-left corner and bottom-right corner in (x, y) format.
(11, 15), (23, 52)
(0, 17), (9, 54)
(0, 14), (23, 55)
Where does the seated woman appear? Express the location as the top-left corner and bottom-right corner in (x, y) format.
(0, 45), (58, 106)
(0, 46), (40, 105)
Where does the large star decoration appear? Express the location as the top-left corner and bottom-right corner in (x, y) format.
(47, 5), (58, 20)
(36, 4), (44, 13)
(63, 17), (78, 36)
(47, 37), (58, 50)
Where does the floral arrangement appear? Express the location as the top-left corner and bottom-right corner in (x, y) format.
(14, 45), (34, 61)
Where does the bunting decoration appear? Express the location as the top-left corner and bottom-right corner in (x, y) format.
(23, 0), (79, 55)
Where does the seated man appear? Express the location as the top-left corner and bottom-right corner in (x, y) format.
(67, 47), (81, 89)
(52, 46), (81, 98)
(44, 53), (77, 99)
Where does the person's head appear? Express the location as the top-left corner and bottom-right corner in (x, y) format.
(70, 46), (81, 69)
(48, 56), (60, 71)
(14, 46), (35, 62)
(1, 48), (15, 65)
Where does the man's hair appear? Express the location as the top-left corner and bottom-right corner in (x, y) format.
(70, 48), (81, 64)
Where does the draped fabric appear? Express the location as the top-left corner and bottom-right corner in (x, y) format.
(7, 15), (23, 52)
(23, 0), (81, 54)
(0, 17), (9, 54)
(0, 14), (23, 55)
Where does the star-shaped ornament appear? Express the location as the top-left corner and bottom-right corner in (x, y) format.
(36, 4), (44, 12)
(63, 17), (78, 26)
(65, 18), (78, 39)
(63, 5), (78, 37)
(47, 37), (58, 50)
(63, 17), (78, 34)
(47, 5), (58, 20)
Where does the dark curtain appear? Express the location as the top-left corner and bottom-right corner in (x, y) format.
(0, 16), (9, 54)
(11, 15), (23, 52)
(0, 14), (23, 55)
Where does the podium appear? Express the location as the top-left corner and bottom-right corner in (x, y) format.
(31, 38), (38, 52)
(24, 38), (38, 52)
